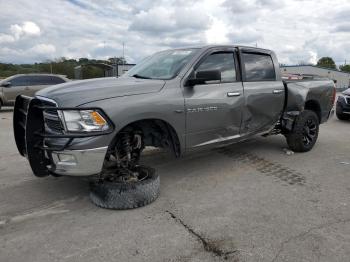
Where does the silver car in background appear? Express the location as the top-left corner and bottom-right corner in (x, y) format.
(0, 74), (69, 109)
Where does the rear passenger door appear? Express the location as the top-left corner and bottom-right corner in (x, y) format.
(240, 50), (285, 134)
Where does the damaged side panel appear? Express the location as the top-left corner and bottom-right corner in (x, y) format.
(284, 80), (334, 123)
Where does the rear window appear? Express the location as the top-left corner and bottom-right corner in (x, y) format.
(242, 53), (276, 81)
(28, 76), (52, 85)
(50, 76), (65, 84)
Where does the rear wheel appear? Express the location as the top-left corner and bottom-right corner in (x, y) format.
(336, 104), (350, 120)
(286, 110), (319, 152)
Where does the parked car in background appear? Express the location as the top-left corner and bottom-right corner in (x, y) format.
(336, 88), (350, 120)
(0, 74), (69, 109)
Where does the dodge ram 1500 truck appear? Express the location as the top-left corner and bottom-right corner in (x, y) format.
(13, 45), (336, 209)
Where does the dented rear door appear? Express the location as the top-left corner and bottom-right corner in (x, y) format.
(240, 49), (285, 134)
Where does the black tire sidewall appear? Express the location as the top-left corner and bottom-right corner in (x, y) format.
(89, 166), (160, 210)
(286, 110), (319, 152)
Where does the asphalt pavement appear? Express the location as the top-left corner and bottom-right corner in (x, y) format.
(0, 107), (349, 262)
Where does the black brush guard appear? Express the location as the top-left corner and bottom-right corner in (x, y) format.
(13, 95), (113, 177)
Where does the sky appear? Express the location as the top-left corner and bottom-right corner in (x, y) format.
(0, 0), (349, 65)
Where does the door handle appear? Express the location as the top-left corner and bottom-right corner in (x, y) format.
(273, 89), (284, 94)
(25, 87), (29, 90)
(227, 92), (241, 97)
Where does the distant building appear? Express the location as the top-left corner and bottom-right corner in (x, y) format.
(74, 63), (135, 79)
(281, 65), (350, 90)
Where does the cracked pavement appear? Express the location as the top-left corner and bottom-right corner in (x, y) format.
(0, 107), (349, 262)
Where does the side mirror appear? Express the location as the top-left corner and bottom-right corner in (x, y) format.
(186, 70), (221, 86)
(1, 81), (11, 87)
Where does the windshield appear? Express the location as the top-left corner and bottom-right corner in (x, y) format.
(125, 48), (199, 80)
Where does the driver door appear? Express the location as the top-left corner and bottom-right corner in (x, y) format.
(184, 49), (244, 149)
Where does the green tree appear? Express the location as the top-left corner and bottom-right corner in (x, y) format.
(108, 57), (126, 65)
(0, 56), (128, 79)
(316, 57), (336, 69)
(78, 58), (89, 64)
(339, 64), (350, 73)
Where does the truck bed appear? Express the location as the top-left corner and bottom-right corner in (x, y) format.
(284, 79), (335, 123)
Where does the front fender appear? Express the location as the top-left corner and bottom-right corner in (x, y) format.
(80, 89), (186, 153)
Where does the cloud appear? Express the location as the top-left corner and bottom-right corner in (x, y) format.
(227, 27), (263, 45)
(0, 0), (348, 65)
(10, 21), (41, 39)
(129, 7), (176, 33)
(129, 6), (212, 35)
(0, 33), (15, 44)
(29, 43), (56, 55)
(334, 23), (350, 32)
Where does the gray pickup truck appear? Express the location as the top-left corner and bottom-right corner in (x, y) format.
(13, 45), (335, 209)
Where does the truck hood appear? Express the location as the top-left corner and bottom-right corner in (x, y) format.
(36, 76), (166, 107)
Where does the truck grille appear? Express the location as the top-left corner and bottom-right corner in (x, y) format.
(43, 107), (63, 134)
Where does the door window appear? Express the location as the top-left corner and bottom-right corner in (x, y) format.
(10, 76), (31, 86)
(196, 52), (236, 83)
(242, 53), (276, 81)
(28, 76), (53, 85)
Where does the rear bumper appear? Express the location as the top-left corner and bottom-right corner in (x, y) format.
(50, 146), (108, 176)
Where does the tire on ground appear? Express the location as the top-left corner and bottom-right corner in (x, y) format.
(89, 166), (160, 209)
(286, 110), (319, 152)
(336, 104), (350, 121)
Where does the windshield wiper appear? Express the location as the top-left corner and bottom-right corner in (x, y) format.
(132, 74), (152, 79)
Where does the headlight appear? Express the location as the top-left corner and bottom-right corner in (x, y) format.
(337, 95), (349, 103)
(59, 110), (110, 132)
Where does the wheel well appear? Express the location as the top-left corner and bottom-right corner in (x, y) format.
(304, 100), (321, 122)
(116, 119), (181, 157)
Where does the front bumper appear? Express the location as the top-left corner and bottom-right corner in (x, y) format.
(13, 95), (112, 177)
(50, 146), (108, 176)
(337, 97), (350, 114)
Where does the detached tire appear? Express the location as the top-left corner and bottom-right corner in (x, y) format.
(90, 166), (160, 210)
(286, 110), (319, 152)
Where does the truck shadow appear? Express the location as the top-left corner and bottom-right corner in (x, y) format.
(0, 135), (289, 216)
